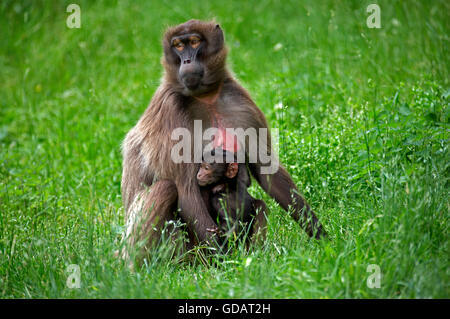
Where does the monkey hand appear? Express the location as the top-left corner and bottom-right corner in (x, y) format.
(205, 226), (227, 251)
(206, 225), (222, 236)
(212, 184), (225, 194)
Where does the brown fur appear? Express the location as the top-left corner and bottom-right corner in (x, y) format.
(121, 20), (326, 264)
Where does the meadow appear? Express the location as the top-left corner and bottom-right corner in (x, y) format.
(0, 0), (448, 298)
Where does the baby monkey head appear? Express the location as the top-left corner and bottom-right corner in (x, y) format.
(197, 148), (238, 186)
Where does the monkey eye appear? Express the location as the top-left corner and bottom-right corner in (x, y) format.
(189, 36), (201, 49)
(172, 39), (185, 51)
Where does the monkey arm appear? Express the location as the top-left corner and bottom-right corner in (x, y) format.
(232, 181), (252, 221)
(228, 90), (326, 239)
(177, 181), (221, 243)
(121, 134), (154, 216)
(250, 163), (326, 239)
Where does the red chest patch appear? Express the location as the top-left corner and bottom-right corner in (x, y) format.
(194, 83), (239, 153)
(212, 127), (239, 153)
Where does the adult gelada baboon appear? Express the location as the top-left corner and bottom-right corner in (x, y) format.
(121, 20), (326, 260)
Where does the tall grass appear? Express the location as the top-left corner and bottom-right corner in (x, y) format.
(0, 0), (448, 298)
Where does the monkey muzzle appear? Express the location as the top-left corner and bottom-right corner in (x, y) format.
(177, 47), (204, 90)
(197, 171), (212, 186)
(180, 62), (204, 90)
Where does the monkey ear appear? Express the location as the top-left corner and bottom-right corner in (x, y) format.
(225, 162), (238, 179)
(207, 22), (224, 55)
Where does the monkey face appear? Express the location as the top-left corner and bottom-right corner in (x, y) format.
(197, 162), (228, 186)
(163, 20), (227, 96)
(197, 159), (239, 187)
(197, 162), (219, 186)
(171, 33), (205, 91)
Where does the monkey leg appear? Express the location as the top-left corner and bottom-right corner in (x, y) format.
(121, 179), (185, 266)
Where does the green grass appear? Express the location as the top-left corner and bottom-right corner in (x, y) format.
(0, 0), (448, 298)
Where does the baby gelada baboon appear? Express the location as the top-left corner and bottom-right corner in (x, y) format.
(197, 148), (256, 239)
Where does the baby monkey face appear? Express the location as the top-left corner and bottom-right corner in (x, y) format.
(197, 162), (227, 186)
